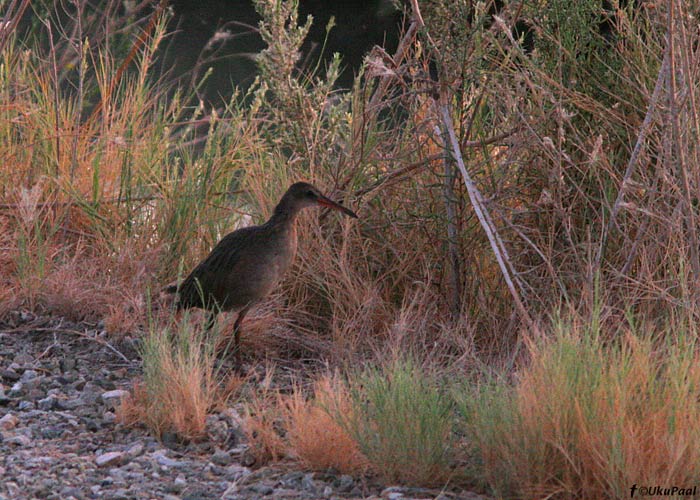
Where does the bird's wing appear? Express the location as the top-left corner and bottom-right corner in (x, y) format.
(175, 227), (258, 309)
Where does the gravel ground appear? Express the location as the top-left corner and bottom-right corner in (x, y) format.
(0, 312), (487, 500)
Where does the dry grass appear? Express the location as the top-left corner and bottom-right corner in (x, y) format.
(117, 319), (237, 441)
(242, 370), (369, 472)
(243, 366), (288, 465)
(283, 377), (369, 474)
(243, 406), (287, 466)
(459, 316), (700, 498)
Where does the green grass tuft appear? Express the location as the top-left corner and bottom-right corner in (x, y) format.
(339, 356), (454, 486)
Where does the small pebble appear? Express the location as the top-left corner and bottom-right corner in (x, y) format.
(223, 464), (251, 481)
(250, 484), (274, 495)
(60, 357), (77, 372)
(40, 427), (64, 439)
(0, 413), (18, 430)
(152, 450), (185, 468)
(96, 451), (126, 467)
(165, 474), (187, 493)
(381, 487), (406, 500)
(302, 473), (317, 491)
(101, 389), (128, 407)
(109, 488), (129, 499)
(13, 353), (34, 365)
(211, 449), (232, 466)
(56, 398), (82, 410)
(9, 382), (23, 397)
(1, 369), (20, 382)
(20, 370), (38, 382)
(59, 486), (84, 499)
(337, 474), (355, 492)
(38, 395), (57, 411)
(272, 488), (302, 497)
(126, 441), (145, 458)
(17, 400), (35, 411)
(6, 434), (31, 446)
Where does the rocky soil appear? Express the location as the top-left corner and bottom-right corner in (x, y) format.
(0, 313), (486, 500)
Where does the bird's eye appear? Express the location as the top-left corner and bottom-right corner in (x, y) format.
(306, 190), (316, 198)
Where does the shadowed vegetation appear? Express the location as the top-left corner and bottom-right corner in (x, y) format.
(2, 0), (700, 494)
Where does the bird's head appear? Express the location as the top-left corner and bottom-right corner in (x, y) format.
(284, 182), (358, 218)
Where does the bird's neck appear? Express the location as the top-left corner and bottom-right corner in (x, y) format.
(268, 196), (301, 226)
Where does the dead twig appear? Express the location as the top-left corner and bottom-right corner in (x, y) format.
(435, 123), (462, 321)
(367, 20), (419, 114)
(353, 153), (443, 198)
(0, 0), (31, 55)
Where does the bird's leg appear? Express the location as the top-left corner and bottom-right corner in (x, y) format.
(232, 305), (251, 361)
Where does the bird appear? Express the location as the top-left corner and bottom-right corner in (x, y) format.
(164, 181), (358, 358)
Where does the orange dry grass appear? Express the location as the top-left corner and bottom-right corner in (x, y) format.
(119, 382), (208, 442)
(118, 375), (210, 441)
(2, 174), (164, 332)
(243, 374), (369, 473)
(10, 240), (160, 333)
(120, 376), (244, 442)
(0, 287), (19, 318)
(573, 338), (700, 494)
(471, 326), (700, 499)
(40, 257), (112, 321)
(283, 377), (368, 474)
(117, 325), (230, 441)
(244, 401), (287, 465)
(242, 364), (288, 465)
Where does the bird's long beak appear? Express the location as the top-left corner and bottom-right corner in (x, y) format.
(317, 195), (358, 218)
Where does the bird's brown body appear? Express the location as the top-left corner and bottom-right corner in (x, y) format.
(166, 182), (357, 355)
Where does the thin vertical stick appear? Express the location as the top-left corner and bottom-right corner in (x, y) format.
(0, 0), (30, 55)
(435, 122), (462, 320)
(676, 0), (700, 194)
(44, 21), (62, 177)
